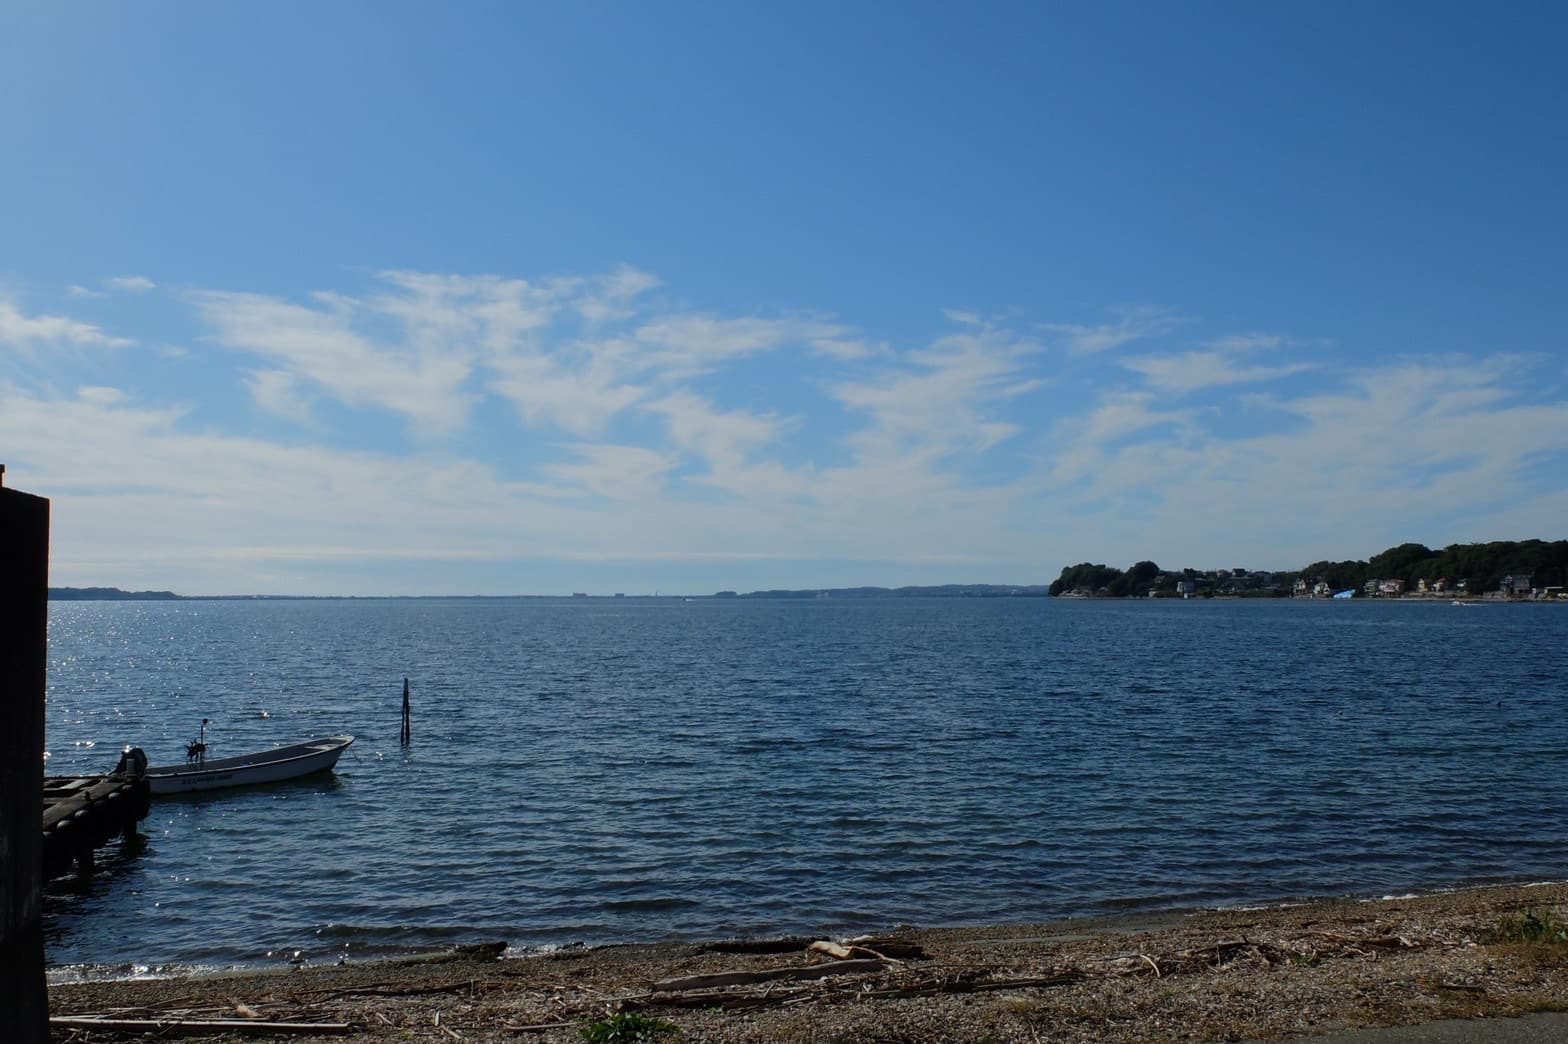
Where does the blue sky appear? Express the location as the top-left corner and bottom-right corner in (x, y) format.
(2, 2), (1565, 595)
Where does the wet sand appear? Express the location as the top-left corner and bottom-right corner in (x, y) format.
(49, 881), (1568, 1042)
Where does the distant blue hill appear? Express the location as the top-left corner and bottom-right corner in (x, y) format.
(723, 584), (1050, 599)
(45, 585), (1052, 601)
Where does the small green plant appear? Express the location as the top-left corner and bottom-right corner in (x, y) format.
(1487, 910), (1568, 946)
(578, 1010), (679, 1043)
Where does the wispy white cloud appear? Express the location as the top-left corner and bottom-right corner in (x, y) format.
(191, 288), (476, 433)
(245, 369), (315, 426)
(76, 385), (126, 406)
(644, 389), (797, 495)
(574, 265), (661, 325)
(631, 313), (844, 377)
(1041, 390), (1195, 491)
(0, 383), (587, 588)
(106, 275), (156, 293)
(368, 269), (564, 355)
(66, 284), (105, 299)
(830, 323), (1042, 461)
(1026, 356), (1568, 568)
(1120, 350), (1314, 393)
(190, 269), (840, 442)
(1041, 307), (1184, 354)
(484, 293), (842, 434)
(486, 349), (646, 436)
(0, 300), (134, 349)
(545, 442), (675, 501)
(1203, 332), (1286, 352)
(7, 267), (1566, 595)
(809, 336), (891, 361)
(1075, 391), (1191, 446)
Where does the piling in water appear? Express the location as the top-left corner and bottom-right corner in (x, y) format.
(400, 677), (411, 746)
(41, 775), (152, 882)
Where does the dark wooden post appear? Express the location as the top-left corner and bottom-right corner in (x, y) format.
(400, 677), (411, 746)
(0, 466), (50, 1042)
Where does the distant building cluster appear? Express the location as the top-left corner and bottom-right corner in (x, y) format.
(1064, 569), (1565, 600)
(1290, 573), (1564, 600)
(1177, 569), (1284, 596)
(1143, 569), (1288, 598)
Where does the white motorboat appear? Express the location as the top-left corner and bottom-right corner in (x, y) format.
(138, 734), (355, 795)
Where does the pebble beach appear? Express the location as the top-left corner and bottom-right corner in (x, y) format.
(48, 881), (1568, 1043)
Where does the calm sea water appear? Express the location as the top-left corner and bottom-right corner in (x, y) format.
(40, 597), (1568, 974)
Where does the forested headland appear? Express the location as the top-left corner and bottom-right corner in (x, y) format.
(47, 586), (180, 600)
(1049, 540), (1568, 599)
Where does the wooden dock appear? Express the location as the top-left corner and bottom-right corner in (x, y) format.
(42, 776), (150, 882)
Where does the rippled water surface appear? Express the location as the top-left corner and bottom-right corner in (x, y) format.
(41, 597), (1568, 971)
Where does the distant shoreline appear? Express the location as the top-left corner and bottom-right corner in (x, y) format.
(55, 586), (1561, 601)
(47, 587), (180, 601)
(47, 584), (1052, 602)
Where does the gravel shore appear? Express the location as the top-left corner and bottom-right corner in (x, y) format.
(49, 882), (1568, 1042)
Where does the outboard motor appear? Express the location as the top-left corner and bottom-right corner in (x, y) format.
(113, 745), (148, 779)
(185, 718), (210, 764)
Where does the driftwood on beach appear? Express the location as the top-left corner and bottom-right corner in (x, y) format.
(50, 1016), (352, 1036)
(652, 957), (888, 992)
(809, 934), (930, 961)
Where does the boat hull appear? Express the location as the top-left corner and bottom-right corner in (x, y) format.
(146, 734), (354, 795)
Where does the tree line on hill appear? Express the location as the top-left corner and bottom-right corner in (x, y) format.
(47, 586), (179, 600)
(1049, 540), (1568, 598)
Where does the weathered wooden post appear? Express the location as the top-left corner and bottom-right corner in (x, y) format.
(400, 677), (411, 746)
(0, 465), (51, 1042)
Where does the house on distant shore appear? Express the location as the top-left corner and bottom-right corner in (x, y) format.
(1379, 579), (1406, 597)
(1502, 574), (1533, 598)
(1293, 578), (1334, 598)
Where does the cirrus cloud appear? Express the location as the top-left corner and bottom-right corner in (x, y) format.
(2, 266), (1563, 595)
